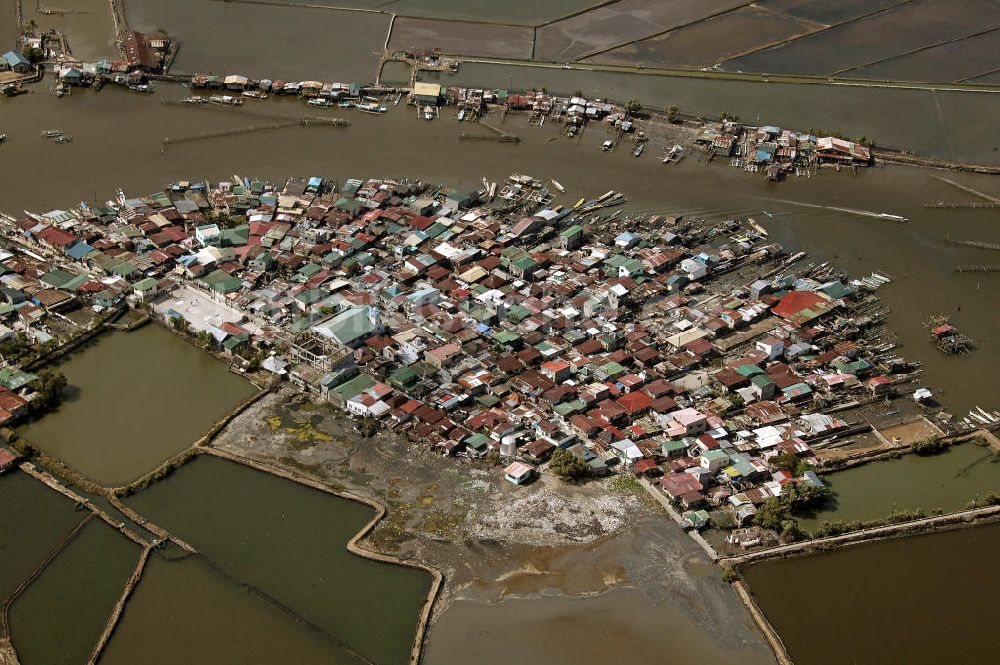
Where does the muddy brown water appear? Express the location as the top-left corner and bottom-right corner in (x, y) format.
(99, 555), (367, 665)
(123, 455), (432, 665)
(0, 471), (84, 604)
(794, 443), (1000, 533)
(425, 515), (775, 665)
(125, 0), (390, 82)
(743, 521), (1000, 665)
(723, 0), (1000, 77)
(2, 22), (1000, 662)
(20, 324), (256, 487)
(9, 520), (139, 665)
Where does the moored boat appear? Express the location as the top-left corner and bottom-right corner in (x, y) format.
(209, 95), (243, 106)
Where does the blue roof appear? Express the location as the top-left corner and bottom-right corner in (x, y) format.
(2, 51), (29, 67)
(755, 150), (773, 163)
(65, 242), (94, 261)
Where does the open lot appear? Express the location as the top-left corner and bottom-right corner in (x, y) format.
(153, 285), (255, 334)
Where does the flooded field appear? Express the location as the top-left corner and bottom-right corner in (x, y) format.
(744, 521), (1000, 665)
(275, 0), (597, 25)
(388, 17), (533, 60)
(100, 556), (363, 665)
(723, 0), (1000, 77)
(534, 0), (749, 62)
(0, 471), (83, 603)
(125, 456), (432, 665)
(125, 0), (390, 81)
(20, 325), (255, 486)
(848, 28), (1000, 82)
(27, 0), (118, 63)
(756, 0), (905, 26)
(9, 520), (138, 665)
(587, 5), (816, 70)
(796, 444), (1000, 532)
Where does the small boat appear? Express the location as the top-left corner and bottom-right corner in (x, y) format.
(337, 101), (354, 108)
(209, 95), (243, 106)
(633, 144), (644, 157)
(423, 105), (434, 120)
(183, 96), (207, 104)
(0, 134), (6, 143)
(393, 93), (402, 106)
(602, 140), (613, 151)
(550, 179), (565, 193)
(243, 90), (267, 100)
(457, 108), (465, 121)
(1, 83), (25, 97)
(663, 144), (684, 163)
(55, 135), (73, 144)
(308, 98), (335, 108)
(41, 129), (64, 138)
(877, 212), (908, 222)
(358, 103), (387, 114)
(129, 84), (154, 93)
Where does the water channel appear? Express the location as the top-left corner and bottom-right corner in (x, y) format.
(124, 455), (432, 665)
(743, 521), (1000, 665)
(796, 443), (1000, 532)
(20, 324), (256, 487)
(9, 520), (138, 665)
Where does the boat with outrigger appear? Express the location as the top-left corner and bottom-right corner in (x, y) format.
(307, 98), (335, 108)
(357, 101), (388, 114)
(243, 90), (267, 100)
(209, 95), (243, 106)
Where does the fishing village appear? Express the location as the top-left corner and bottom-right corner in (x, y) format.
(1, 163), (998, 554)
(3, 2), (1000, 665)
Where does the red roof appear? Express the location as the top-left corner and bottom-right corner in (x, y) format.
(771, 291), (828, 320)
(616, 391), (653, 415)
(661, 473), (703, 499)
(633, 459), (659, 474)
(36, 226), (78, 249)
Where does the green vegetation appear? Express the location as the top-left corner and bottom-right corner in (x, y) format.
(752, 483), (831, 540)
(170, 316), (190, 334)
(911, 437), (948, 455)
(770, 452), (817, 476)
(812, 508), (928, 538)
(967, 492), (1000, 509)
(195, 330), (215, 349)
(32, 369), (68, 413)
(625, 98), (642, 114)
(548, 448), (589, 480)
(21, 45), (44, 64)
(664, 105), (679, 123)
(721, 568), (740, 584)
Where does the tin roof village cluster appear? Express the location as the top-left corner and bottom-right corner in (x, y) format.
(0, 173), (945, 539)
